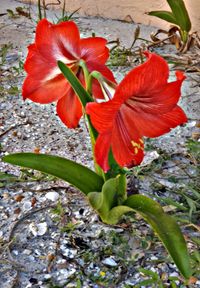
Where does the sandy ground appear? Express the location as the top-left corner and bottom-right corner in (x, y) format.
(22, 0), (200, 33)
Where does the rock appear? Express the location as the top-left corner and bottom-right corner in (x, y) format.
(60, 244), (77, 259)
(23, 249), (32, 255)
(45, 191), (60, 201)
(102, 257), (117, 267)
(29, 222), (48, 236)
(141, 150), (160, 166)
(22, 201), (32, 211)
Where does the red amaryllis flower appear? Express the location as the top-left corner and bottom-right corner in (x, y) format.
(22, 19), (115, 128)
(86, 52), (187, 172)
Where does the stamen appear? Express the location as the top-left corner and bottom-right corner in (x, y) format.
(131, 139), (143, 150)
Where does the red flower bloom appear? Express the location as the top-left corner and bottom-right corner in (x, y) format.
(22, 19), (115, 128)
(86, 52), (187, 172)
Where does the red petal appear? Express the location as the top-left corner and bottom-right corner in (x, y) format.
(24, 44), (58, 80)
(124, 71), (186, 114)
(159, 105), (187, 131)
(124, 105), (187, 138)
(35, 19), (80, 64)
(23, 20), (82, 104)
(80, 37), (109, 64)
(56, 89), (83, 128)
(114, 52), (169, 103)
(91, 79), (105, 99)
(86, 101), (119, 133)
(22, 73), (70, 103)
(95, 132), (112, 172)
(111, 112), (144, 168)
(24, 44), (36, 71)
(87, 61), (116, 83)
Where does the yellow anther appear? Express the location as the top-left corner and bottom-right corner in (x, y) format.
(131, 139), (144, 150)
(134, 147), (138, 154)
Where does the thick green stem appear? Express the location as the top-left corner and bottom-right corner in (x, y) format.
(37, 0), (42, 20)
(77, 63), (106, 178)
(180, 30), (188, 43)
(78, 60), (90, 91)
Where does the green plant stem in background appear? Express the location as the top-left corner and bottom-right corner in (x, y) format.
(167, 0), (191, 32)
(148, 0), (191, 43)
(37, 0), (42, 20)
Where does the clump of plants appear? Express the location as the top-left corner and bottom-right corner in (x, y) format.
(148, 0), (200, 52)
(2, 5), (194, 282)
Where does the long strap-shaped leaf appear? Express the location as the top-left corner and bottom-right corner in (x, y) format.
(167, 0), (191, 32)
(148, 0), (191, 35)
(88, 175), (127, 221)
(57, 61), (97, 140)
(57, 61), (93, 107)
(148, 10), (179, 26)
(88, 182), (191, 278)
(3, 153), (104, 195)
(88, 176), (191, 278)
(123, 195), (192, 279)
(57, 60), (103, 174)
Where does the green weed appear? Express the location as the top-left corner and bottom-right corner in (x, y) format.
(0, 43), (13, 65)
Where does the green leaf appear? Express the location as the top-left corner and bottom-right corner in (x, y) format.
(57, 61), (93, 107)
(106, 205), (133, 224)
(167, 0), (191, 32)
(0, 171), (18, 188)
(37, 0), (42, 20)
(3, 153), (104, 195)
(0, 171), (17, 181)
(57, 61), (122, 179)
(138, 268), (159, 280)
(148, 10), (179, 26)
(148, 0), (191, 42)
(124, 195), (192, 279)
(135, 279), (157, 287)
(57, 60), (105, 178)
(88, 175), (128, 221)
(153, 195), (188, 211)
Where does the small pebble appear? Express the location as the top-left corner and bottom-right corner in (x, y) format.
(102, 257), (117, 267)
(60, 245), (77, 259)
(2, 192), (9, 199)
(170, 272), (179, 277)
(187, 121), (196, 127)
(44, 274), (51, 280)
(150, 256), (158, 260)
(23, 201), (32, 211)
(29, 222), (48, 236)
(12, 250), (19, 256)
(23, 249), (32, 255)
(45, 191), (60, 201)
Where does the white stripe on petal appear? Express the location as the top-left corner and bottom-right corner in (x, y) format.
(43, 67), (62, 82)
(43, 61), (76, 82)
